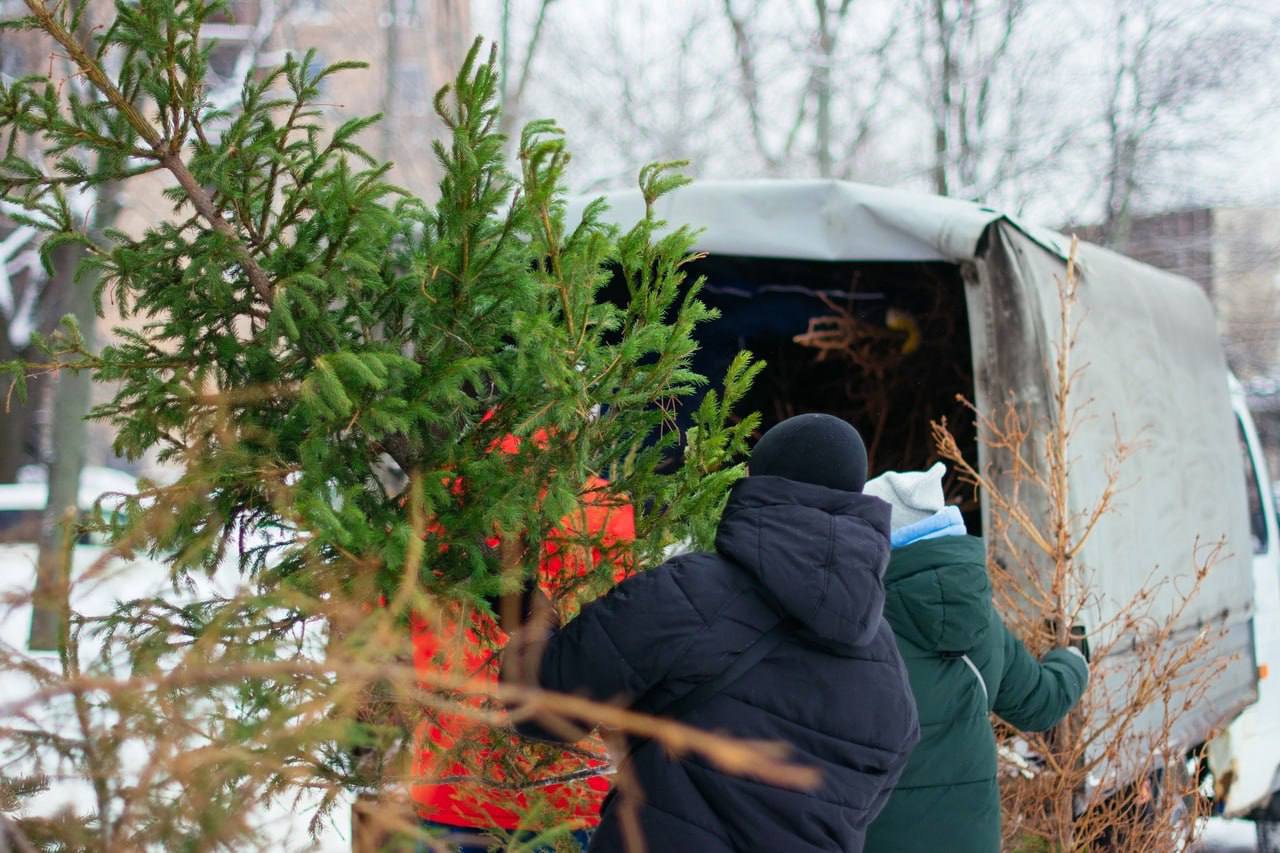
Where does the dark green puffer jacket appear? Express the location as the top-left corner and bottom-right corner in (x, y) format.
(864, 535), (1088, 853)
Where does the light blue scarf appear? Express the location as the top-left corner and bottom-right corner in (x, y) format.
(890, 505), (967, 549)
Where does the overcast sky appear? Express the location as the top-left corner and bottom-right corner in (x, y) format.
(473, 0), (1280, 230)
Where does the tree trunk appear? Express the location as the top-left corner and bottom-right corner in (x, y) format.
(28, 241), (95, 651)
(814, 0), (835, 178)
(350, 792), (418, 851)
(931, 0), (955, 196)
(29, 178), (118, 650)
(496, 0), (556, 145)
(378, 0), (401, 165)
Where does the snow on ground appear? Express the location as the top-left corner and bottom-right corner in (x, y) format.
(0, 543), (354, 850)
(1200, 818), (1259, 851)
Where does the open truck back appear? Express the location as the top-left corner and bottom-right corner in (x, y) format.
(573, 179), (1263, 792)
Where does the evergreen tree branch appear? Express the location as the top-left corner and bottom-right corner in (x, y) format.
(0, 22), (762, 843)
(0, 656), (820, 792)
(22, 0), (275, 305)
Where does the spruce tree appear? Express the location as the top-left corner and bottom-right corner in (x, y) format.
(0, 1), (760, 846)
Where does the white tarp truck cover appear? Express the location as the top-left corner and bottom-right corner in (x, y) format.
(570, 178), (1259, 777)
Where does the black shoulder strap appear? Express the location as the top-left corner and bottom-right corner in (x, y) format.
(654, 618), (792, 720)
(624, 618), (792, 763)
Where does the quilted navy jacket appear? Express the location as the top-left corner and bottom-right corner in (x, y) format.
(515, 475), (921, 852)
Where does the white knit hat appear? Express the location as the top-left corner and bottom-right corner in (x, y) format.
(863, 462), (948, 530)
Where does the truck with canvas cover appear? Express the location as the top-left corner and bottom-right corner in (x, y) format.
(570, 179), (1277, 814)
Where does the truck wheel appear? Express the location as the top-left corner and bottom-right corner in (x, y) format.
(1258, 820), (1280, 853)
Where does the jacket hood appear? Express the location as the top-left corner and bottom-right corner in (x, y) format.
(883, 534), (992, 654)
(715, 475), (891, 654)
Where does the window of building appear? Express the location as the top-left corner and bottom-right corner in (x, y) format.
(394, 61), (430, 116)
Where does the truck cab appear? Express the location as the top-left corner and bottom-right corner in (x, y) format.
(1208, 380), (1280, 847)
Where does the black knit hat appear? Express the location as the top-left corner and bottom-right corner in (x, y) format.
(749, 413), (868, 493)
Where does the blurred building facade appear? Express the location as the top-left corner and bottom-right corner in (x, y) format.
(0, 0), (472, 482)
(210, 0), (471, 198)
(1093, 208), (1280, 473)
(1096, 208), (1280, 379)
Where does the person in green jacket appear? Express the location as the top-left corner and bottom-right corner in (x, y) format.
(862, 462), (1089, 853)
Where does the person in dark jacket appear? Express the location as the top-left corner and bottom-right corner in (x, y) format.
(861, 463), (1089, 853)
(502, 413), (920, 853)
